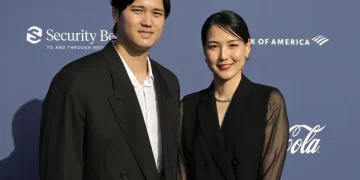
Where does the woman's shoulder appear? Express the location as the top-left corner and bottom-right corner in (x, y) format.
(181, 88), (208, 104)
(252, 82), (276, 92)
(252, 82), (286, 110)
(251, 82), (286, 106)
(252, 82), (281, 96)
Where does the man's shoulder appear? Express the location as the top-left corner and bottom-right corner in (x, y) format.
(60, 51), (103, 74)
(49, 51), (106, 90)
(150, 58), (178, 81)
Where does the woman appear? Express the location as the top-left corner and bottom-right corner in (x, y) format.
(178, 10), (289, 180)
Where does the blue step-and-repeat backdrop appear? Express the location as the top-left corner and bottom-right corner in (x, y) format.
(1, 0), (359, 179)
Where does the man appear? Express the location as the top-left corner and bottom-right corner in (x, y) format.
(39, 0), (181, 180)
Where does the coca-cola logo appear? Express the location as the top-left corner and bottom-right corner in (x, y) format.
(288, 125), (325, 154)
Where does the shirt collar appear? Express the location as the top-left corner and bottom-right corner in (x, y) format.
(112, 42), (154, 86)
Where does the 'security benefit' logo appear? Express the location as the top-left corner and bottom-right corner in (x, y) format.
(27, 26), (43, 44)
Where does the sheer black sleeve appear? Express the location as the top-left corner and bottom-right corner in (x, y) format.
(177, 101), (187, 180)
(261, 89), (289, 180)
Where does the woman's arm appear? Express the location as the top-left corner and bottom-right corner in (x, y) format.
(177, 101), (187, 180)
(261, 89), (290, 180)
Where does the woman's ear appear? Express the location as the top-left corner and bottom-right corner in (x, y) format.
(245, 38), (252, 60)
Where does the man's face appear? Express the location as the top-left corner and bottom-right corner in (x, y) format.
(113, 0), (166, 51)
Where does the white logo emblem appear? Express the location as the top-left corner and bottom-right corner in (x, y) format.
(288, 125), (325, 154)
(312, 35), (329, 46)
(27, 26), (42, 44)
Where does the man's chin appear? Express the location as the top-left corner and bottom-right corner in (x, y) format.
(134, 42), (154, 51)
(136, 44), (152, 51)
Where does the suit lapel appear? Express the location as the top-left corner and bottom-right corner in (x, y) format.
(197, 89), (236, 180)
(221, 74), (254, 177)
(197, 74), (254, 180)
(152, 63), (175, 179)
(102, 41), (159, 180)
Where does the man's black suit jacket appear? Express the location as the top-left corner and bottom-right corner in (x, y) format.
(39, 41), (181, 180)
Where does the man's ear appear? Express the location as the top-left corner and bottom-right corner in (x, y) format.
(112, 8), (119, 23)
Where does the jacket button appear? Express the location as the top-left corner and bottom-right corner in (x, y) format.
(201, 160), (208, 166)
(120, 171), (129, 179)
(172, 167), (176, 174)
(232, 158), (240, 165)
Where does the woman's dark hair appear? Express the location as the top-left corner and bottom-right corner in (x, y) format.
(201, 10), (251, 47)
(110, 0), (171, 35)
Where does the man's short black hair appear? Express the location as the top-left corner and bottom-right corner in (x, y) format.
(110, 0), (171, 35)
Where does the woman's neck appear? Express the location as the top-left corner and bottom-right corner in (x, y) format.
(213, 72), (242, 100)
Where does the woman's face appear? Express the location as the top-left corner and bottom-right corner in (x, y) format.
(204, 25), (251, 81)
